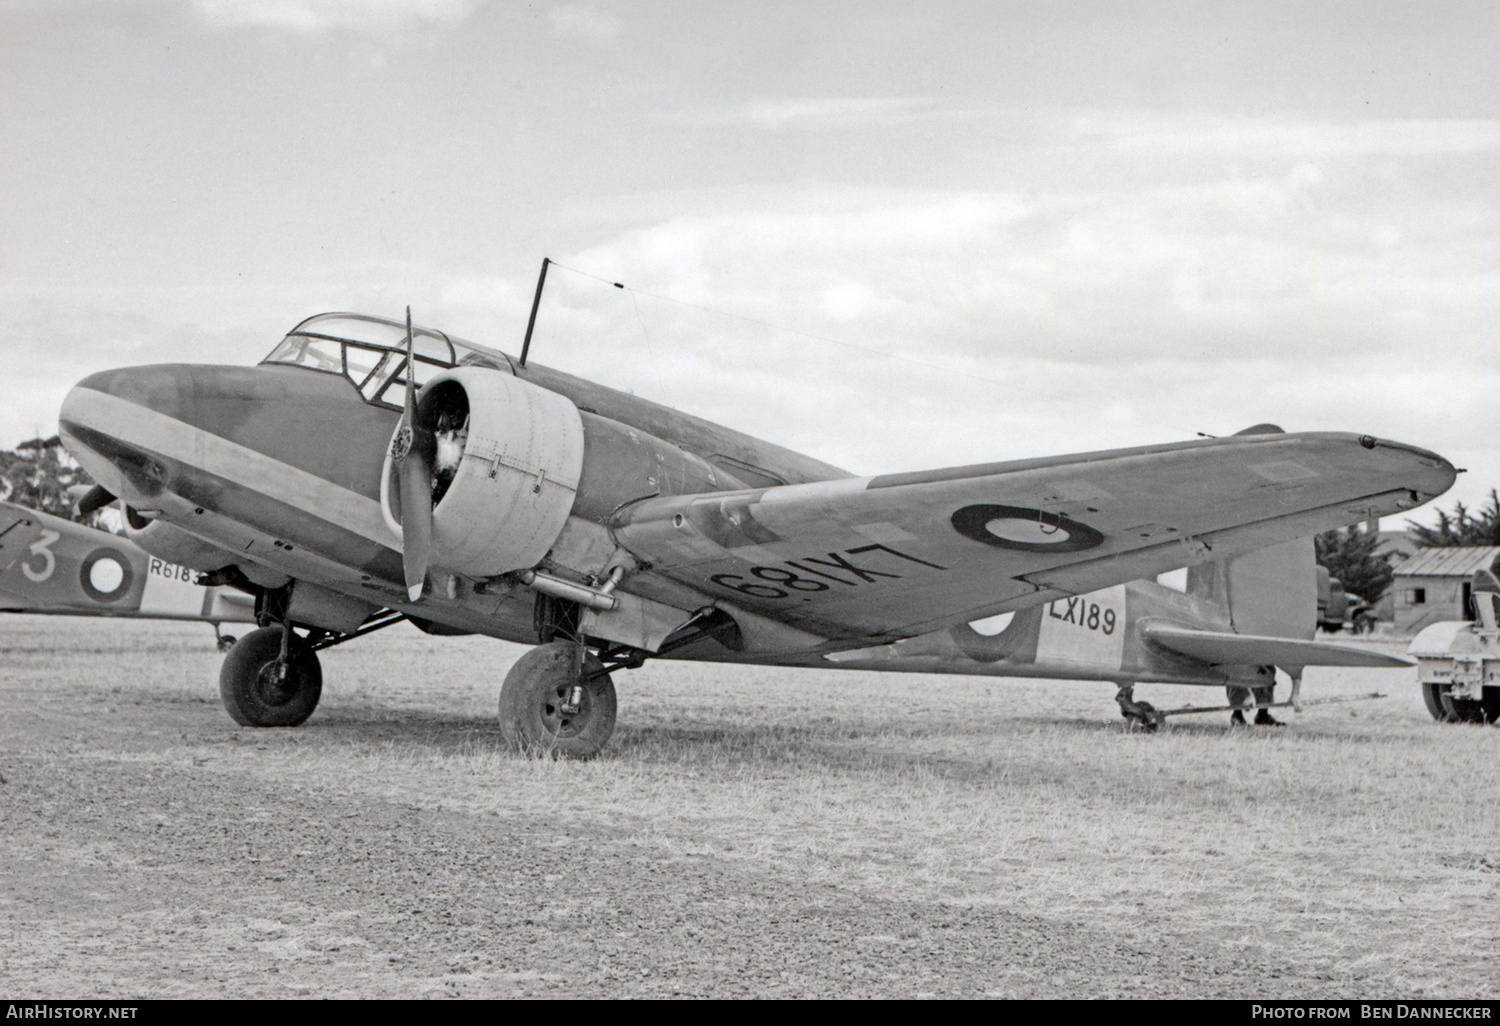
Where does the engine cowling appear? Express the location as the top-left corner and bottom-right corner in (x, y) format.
(380, 367), (584, 577)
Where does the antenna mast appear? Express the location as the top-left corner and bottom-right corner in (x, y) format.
(518, 257), (550, 368)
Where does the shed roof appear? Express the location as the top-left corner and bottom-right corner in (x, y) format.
(1392, 546), (1500, 578)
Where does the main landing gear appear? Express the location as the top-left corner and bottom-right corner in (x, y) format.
(216, 606), (406, 728)
(219, 625), (323, 727)
(498, 641), (618, 759)
(213, 589), (735, 759)
(496, 603), (738, 758)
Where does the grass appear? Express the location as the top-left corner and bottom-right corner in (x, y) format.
(4, 614), (1498, 995)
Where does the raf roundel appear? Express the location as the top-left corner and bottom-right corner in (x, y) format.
(79, 547), (134, 602)
(951, 504), (1104, 553)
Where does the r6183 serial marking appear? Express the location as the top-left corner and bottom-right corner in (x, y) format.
(711, 543), (946, 600)
(148, 557), (198, 583)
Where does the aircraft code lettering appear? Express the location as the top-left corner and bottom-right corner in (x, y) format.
(148, 558), (198, 583)
(20, 529), (61, 583)
(1048, 596), (1116, 635)
(711, 543), (946, 600)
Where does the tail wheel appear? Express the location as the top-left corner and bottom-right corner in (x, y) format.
(499, 641), (617, 758)
(1421, 681), (1496, 724)
(1123, 703), (1163, 732)
(219, 626), (322, 727)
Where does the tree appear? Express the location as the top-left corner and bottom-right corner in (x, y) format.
(0, 436), (96, 520)
(1407, 490), (1500, 547)
(1314, 526), (1394, 605)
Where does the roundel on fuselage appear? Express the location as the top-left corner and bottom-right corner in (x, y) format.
(79, 547), (134, 603)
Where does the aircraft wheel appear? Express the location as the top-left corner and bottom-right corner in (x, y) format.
(216, 633), (237, 654)
(499, 641), (617, 759)
(219, 626), (322, 727)
(1421, 681), (1489, 724)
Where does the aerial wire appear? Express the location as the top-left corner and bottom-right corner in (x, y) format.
(543, 259), (1207, 442)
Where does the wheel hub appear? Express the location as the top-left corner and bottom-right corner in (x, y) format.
(542, 684), (590, 738)
(254, 660), (298, 707)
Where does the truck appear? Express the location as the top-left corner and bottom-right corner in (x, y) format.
(1407, 568), (1500, 724)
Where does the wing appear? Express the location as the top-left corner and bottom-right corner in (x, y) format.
(1139, 623), (1414, 669)
(613, 431), (1453, 643)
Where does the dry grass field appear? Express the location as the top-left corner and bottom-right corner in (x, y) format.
(2, 614), (1496, 998)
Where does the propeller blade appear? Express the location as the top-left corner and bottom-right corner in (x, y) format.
(395, 306), (434, 601)
(74, 484), (117, 516)
(400, 441), (434, 602)
(403, 305), (417, 424)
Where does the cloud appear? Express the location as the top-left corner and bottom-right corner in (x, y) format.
(190, 0), (482, 33)
(545, 3), (620, 42)
(664, 96), (984, 132)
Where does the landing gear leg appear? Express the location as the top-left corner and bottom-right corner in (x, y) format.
(212, 622), (237, 653)
(499, 640), (618, 758)
(1114, 682), (1163, 732)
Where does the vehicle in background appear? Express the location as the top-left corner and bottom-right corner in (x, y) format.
(1408, 568), (1500, 724)
(1317, 567), (1378, 634)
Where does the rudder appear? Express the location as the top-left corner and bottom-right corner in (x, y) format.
(1187, 537), (1317, 641)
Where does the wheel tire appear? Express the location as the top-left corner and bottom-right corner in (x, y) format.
(219, 626), (322, 727)
(1422, 681), (1489, 724)
(1421, 681), (1449, 721)
(1484, 686), (1500, 725)
(216, 634), (237, 654)
(499, 641), (617, 759)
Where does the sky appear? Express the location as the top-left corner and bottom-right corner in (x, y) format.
(3, 0), (1497, 529)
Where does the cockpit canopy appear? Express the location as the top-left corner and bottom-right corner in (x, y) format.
(261, 312), (510, 410)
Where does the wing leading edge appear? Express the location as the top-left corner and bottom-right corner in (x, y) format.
(612, 431), (1453, 644)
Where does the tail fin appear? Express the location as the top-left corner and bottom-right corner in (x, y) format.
(1184, 422), (1317, 640)
(1187, 538), (1317, 640)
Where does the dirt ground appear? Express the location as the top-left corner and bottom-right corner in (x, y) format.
(2, 615), (1496, 999)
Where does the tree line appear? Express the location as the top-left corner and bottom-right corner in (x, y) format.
(0, 436), (96, 521)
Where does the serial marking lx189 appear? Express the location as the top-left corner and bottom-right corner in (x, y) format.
(59, 308), (1455, 753)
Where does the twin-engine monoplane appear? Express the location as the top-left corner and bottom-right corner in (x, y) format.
(58, 311), (1454, 754)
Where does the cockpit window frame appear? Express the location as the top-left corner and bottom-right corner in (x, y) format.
(260, 312), (515, 411)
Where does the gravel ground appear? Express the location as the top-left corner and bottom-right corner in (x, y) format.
(2, 616), (1490, 999)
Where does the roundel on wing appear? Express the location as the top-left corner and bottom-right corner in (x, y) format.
(80, 547), (134, 603)
(951, 504), (1104, 553)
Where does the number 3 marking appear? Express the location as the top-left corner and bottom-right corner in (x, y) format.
(21, 528), (61, 582)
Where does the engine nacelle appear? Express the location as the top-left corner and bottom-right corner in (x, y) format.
(380, 367), (585, 577)
(122, 506), (242, 573)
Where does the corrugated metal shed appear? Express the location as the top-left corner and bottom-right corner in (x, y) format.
(1393, 546), (1500, 577)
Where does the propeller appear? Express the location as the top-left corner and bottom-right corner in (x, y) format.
(73, 484), (117, 516)
(391, 306), (434, 601)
